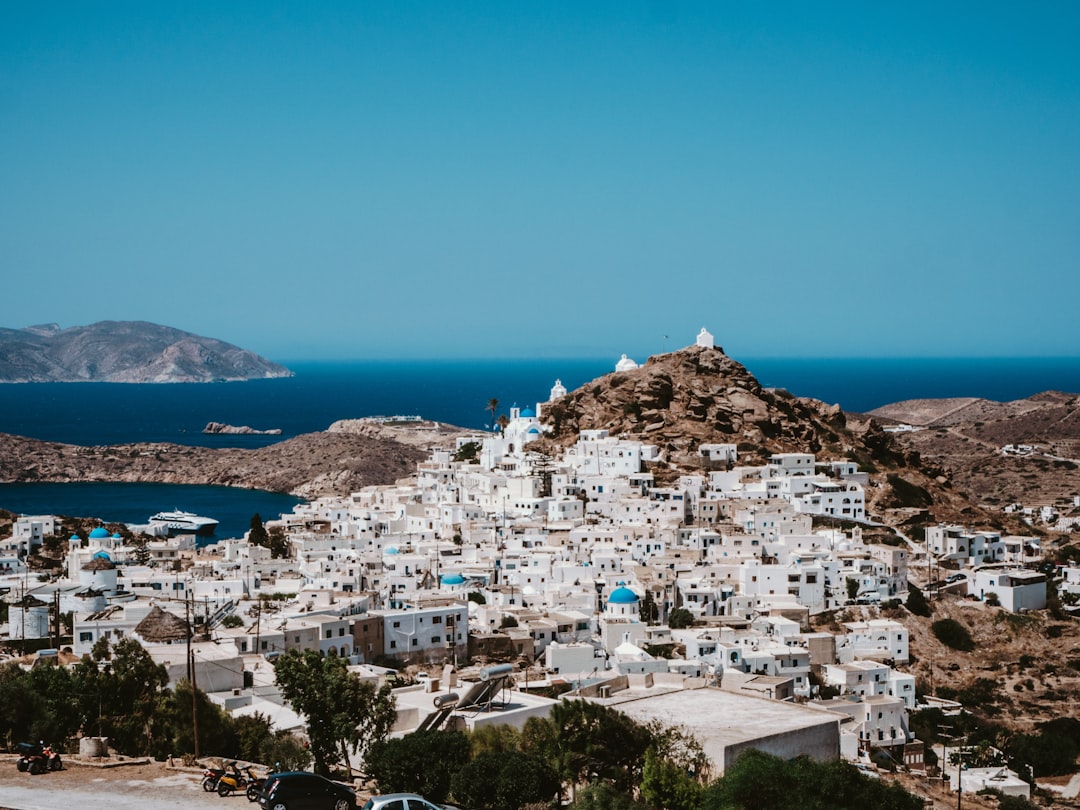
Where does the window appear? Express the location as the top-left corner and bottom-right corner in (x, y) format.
(79, 632), (92, 642)
(390, 641), (397, 649)
(432, 615), (442, 624)
(412, 638), (418, 646)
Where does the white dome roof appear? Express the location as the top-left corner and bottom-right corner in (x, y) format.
(615, 354), (638, 372)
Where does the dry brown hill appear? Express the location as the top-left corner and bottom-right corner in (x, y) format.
(0, 430), (429, 498)
(534, 344), (1014, 530)
(870, 391), (1080, 513)
(539, 345), (849, 464)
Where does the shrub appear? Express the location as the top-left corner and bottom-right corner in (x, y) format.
(906, 584), (931, 617)
(668, 608), (694, 629)
(932, 619), (975, 651)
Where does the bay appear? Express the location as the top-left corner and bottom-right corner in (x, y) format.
(0, 482), (304, 542)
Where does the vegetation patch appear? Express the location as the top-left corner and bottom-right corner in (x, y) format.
(885, 473), (934, 508)
(932, 618), (975, 651)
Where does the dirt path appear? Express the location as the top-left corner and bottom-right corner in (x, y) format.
(0, 760), (225, 810)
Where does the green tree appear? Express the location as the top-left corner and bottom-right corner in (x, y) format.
(130, 535), (152, 566)
(467, 723), (521, 757)
(522, 700), (652, 796)
(454, 441), (480, 462)
(268, 526), (290, 559)
(932, 618), (975, 651)
(639, 591), (659, 625)
(273, 649), (396, 776)
(701, 749), (924, 810)
(152, 678), (237, 759)
(71, 638), (169, 755)
(249, 513), (269, 547)
(365, 731), (471, 803)
(0, 660), (82, 748)
(640, 748), (704, 810)
(450, 750), (560, 810)
(905, 583), (931, 617)
(569, 782), (648, 810)
(668, 608), (694, 629)
(846, 577), (860, 601)
(221, 613), (244, 629)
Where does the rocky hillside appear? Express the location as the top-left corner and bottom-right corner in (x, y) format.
(541, 345), (848, 461)
(0, 321), (292, 382)
(536, 345), (1027, 531)
(870, 391), (1080, 514)
(0, 431), (428, 498)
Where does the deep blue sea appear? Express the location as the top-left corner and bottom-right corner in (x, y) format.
(2, 357), (1079, 537)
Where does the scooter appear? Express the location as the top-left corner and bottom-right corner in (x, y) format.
(202, 764), (228, 792)
(245, 763), (281, 802)
(217, 762), (258, 797)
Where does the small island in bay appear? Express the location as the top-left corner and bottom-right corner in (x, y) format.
(203, 422), (282, 436)
(0, 320), (292, 383)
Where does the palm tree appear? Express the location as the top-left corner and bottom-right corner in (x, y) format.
(487, 398), (499, 431)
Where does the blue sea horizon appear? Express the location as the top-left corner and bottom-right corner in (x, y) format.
(1, 355), (1078, 534)
(1, 356), (1079, 448)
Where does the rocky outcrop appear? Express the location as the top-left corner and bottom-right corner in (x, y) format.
(540, 345), (849, 466)
(537, 344), (1026, 530)
(203, 422), (282, 435)
(0, 321), (292, 382)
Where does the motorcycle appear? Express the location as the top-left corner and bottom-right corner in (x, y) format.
(245, 763), (281, 802)
(202, 764), (228, 792)
(15, 742), (62, 774)
(217, 762), (258, 797)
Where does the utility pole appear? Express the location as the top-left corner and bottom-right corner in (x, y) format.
(185, 593), (192, 683)
(53, 590), (60, 648)
(254, 600), (261, 658)
(190, 591), (200, 758)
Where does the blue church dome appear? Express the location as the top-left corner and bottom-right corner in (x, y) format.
(520, 408), (535, 418)
(441, 573), (465, 586)
(527, 427), (540, 435)
(385, 546), (400, 555)
(112, 532), (122, 539)
(608, 586), (639, 604)
(89, 527), (110, 539)
(92, 551), (112, 561)
(69, 534), (81, 542)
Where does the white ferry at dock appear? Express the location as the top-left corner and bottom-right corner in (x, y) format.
(148, 509), (218, 535)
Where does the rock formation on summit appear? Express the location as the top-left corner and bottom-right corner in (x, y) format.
(541, 345), (848, 467)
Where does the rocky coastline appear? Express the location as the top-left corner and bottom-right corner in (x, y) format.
(0, 430), (433, 499)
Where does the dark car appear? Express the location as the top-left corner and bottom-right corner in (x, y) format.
(259, 771), (356, 810)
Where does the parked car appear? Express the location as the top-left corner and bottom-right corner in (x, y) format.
(361, 795), (457, 810)
(258, 772), (356, 810)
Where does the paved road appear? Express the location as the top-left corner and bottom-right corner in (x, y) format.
(0, 761), (241, 810)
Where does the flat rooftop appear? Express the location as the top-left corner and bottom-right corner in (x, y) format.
(604, 687), (840, 768)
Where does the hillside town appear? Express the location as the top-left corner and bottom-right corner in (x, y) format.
(0, 331), (1067, 804)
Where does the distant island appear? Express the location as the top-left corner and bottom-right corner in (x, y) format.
(0, 321), (292, 383)
(203, 421), (282, 435)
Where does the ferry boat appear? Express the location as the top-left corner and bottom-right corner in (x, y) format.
(148, 509), (219, 535)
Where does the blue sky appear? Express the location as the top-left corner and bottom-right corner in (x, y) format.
(2, 3), (1078, 361)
